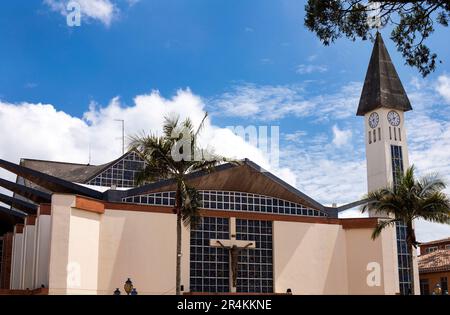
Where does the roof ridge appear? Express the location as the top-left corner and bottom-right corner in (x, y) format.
(20, 158), (95, 167)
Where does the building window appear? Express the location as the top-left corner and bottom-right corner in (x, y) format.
(236, 219), (273, 293)
(391, 145), (411, 295)
(369, 131), (372, 144)
(398, 128), (401, 141)
(389, 127), (392, 140)
(445, 244), (450, 250)
(123, 190), (328, 218)
(441, 277), (448, 294)
(426, 246), (438, 254)
(420, 279), (430, 295)
(190, 217), (230, 293)
(86, 151), (145, 188)
(373, 129), (377, 142)
(189, 218), (274, 293)
(394, 127), (397, 141)
(378, 127), (381, 141)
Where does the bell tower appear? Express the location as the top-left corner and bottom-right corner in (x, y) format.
(357, 32), (419, 295)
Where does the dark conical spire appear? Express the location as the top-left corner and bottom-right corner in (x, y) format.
(356, 32), (412, 116)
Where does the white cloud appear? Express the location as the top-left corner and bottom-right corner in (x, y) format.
(210, 81), (362, 121)
(296, 64), (328, 74)
(284, 130), (308, 144)
(0, 89), (296, 203)
(44, 0), (118, 26)
(332, 124), (352, 147)
(436, 74), (450, 104)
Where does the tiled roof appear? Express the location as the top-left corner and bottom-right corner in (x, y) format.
(418, 249), (450, 274)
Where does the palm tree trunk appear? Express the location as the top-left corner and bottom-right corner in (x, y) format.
(406, 223), (416, 295)
(175, 188), (182, 296)
(407, 243), (415, 295)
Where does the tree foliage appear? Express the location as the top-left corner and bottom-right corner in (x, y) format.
(305, 0), (449, 77)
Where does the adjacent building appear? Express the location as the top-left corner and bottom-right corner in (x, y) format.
(419, 238), (450, 295)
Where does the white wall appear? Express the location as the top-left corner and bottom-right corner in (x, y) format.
(97, 209), (189, 295)
(273, 221), (348, 294)
(21, 224), (36, 289)
(47, 194), (190, 295)
(10, 232), (24, 289)
(33, 214), (52, 289)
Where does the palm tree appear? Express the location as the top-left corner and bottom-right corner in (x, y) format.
(361, 165), (450, 295)
(130, 112), (234, 295)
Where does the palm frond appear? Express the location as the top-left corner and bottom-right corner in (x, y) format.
(372, 219), (400, 240)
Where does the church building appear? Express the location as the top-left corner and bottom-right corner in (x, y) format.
(0, 33), (419, 295)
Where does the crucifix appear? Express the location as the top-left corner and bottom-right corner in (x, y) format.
(209, 217), (256, 292)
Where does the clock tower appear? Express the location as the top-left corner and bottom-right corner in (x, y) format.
(357, 32), (419, 295)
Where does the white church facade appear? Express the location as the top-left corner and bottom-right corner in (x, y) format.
(0, 33), (419, 295)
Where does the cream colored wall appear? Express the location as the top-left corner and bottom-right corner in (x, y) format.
(345, 226), (398, 294)
(47, 194), (190, 295)
(10, 232), (24, 289)
(273, 221), (348, 294)
(97, 209), (190, 295)
(33, 214), (51, 289)
(21, 224), (36, 290)
(274, 221), (399, 295)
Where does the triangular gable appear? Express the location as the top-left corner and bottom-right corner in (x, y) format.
(85, 150), (145, 188)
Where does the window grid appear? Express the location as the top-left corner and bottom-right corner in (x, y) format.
(236, 219), (273, 293)
(190, 217), (230, 293)
(123, 190), (327, 217)
(391, 145), (412, 295)
(86, 151), (145, 188)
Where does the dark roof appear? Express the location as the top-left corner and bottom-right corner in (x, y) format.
(0, 159), (104, 200)
(0, 178), (51, 204)
(0, 205), (25, 234)
(418, 249), (450, 274)
(356, 32), (412, 116)
(20, 158), (105, 184)
(420, 237), (450, 247)
(0, 193), (37, 214)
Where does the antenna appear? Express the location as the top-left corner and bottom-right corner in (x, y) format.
(114, 119), (125, 155)
(88, 143), (91, 165)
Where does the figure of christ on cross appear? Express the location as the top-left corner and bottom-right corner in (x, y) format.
(212, 239), (256, 289)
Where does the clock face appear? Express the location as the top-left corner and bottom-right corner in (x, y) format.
(368, 112), (379, 128)
(387, 111), (400, 126)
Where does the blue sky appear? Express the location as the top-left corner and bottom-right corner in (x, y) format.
(0, 0), (449, 241)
